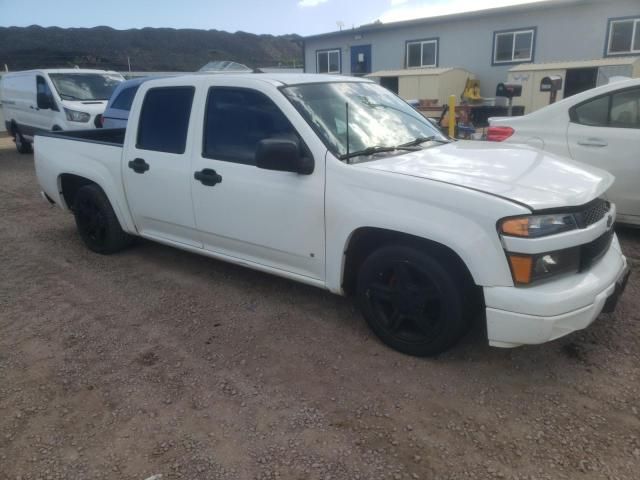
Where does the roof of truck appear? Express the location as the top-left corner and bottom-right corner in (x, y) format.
(147, 72), (371, 87)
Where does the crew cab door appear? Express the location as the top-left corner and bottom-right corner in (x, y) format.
(122, 85), (202, 247)
(567, 86), (640, 223)
(189, 83), (325, 280)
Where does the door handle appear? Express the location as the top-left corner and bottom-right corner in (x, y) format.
(194, 168), (222, 186)
(128, 158), (150, 174)
(577, 138), (608, 147)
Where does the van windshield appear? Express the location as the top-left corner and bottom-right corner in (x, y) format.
(281, 81), (447, 160)
(49, 73), (124, 101)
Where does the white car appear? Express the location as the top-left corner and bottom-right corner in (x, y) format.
(33, 74), (628, 356)
(488, 78), (640, 226)
(0, 69), (124, 154)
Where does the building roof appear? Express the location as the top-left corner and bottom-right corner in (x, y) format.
(304, 0), (590, 41)
(367, 67), (470, 78)
(509, 57), (640, 72)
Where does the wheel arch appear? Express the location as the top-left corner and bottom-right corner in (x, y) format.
(340, 227), (480, 298)
(58, 173), (97, 211)
(57, 173), (135, 234)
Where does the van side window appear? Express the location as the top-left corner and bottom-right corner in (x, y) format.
(203, 87), (299, 165)
(137, 87), (194, 154)
(111, 86), (140, 112)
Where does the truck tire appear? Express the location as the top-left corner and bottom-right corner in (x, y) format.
(13, 127), (33, 154)
(356, 245), (470, 356)
(73, 184), (132, 254)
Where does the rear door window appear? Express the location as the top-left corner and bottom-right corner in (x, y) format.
(610, 88), (640, 128)
(137, 86), (194, 154)
(572, 95), (610, 126)
(572, 88), (640, 129)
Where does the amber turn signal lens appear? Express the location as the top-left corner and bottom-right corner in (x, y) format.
(508, 254), (533, 284)
(501, 217), (530, 237)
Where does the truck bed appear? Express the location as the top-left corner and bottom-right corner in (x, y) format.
(37, 128), (126, 146)
(34, 128), (130, 223)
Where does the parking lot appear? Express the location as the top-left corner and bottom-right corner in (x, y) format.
(1, 134), (639, 480)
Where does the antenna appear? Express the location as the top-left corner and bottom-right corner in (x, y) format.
(345, 102), (350, 163)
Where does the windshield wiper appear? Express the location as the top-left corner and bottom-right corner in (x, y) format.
(340, 145), (418, 161)
(59, 94), (81, 100)
(398, 136), (450, 147)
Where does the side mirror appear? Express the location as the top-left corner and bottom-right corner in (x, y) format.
(255, 138), (314, 175)
(37, 93), (54, 110)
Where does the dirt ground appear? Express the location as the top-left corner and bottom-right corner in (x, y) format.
(1, 135), (639, 480)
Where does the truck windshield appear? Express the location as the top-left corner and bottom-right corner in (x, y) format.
(49, 73), (124, 101)
(281, 81), (448, 161)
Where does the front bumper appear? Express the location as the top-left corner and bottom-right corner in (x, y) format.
(485, 235), (628, 348)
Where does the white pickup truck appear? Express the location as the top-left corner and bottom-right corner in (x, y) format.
(34, 73), (629, 356)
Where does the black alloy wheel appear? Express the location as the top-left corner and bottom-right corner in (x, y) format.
(357, 245), (470, 356)
(73, 184), (132, 254)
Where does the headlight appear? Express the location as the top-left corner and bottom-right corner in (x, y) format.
(507, 247), (580, 285)
(500, 213), (577, 238)
(64, 108), (91, 123)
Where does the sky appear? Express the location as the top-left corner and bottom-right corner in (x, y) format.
(0, 0), (550, 36)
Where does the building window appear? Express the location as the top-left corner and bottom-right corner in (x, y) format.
(606, 17), (640, 55)
(493, 28), (535, 64)
(317, 49), (341, 74)
(406, 39), (438, 68)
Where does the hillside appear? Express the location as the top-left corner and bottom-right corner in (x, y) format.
(0, 25), (303, 72)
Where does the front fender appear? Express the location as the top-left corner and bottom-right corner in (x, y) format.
(325, 159), (531, 293)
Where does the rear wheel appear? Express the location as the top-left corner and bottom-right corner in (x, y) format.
(13, 126), (33, 154)
(356, 245), (471, 356)
(73, 184), (132, 254)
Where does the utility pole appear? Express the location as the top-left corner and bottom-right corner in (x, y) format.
(4, 64), (8, 72)
(127, 56), (131, 73)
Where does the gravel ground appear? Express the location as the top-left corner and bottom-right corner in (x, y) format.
(1, 135), (639, 480)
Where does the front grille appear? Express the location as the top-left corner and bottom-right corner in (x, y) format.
(580, 228), (614, 271)
(575, 198), (610, 228)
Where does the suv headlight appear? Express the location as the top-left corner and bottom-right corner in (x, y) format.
(500, 213), (578, 238)
(64, 108), (91, 123)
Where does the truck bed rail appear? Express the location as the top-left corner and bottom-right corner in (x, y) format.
(36, 128), (126, 147)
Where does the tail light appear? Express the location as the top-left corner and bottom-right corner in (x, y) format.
(486, 126), (514, 142)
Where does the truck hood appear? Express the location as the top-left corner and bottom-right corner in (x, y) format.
(359, 140), (614, 210)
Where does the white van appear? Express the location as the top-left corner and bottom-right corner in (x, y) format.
(0, 69), (124, 153)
